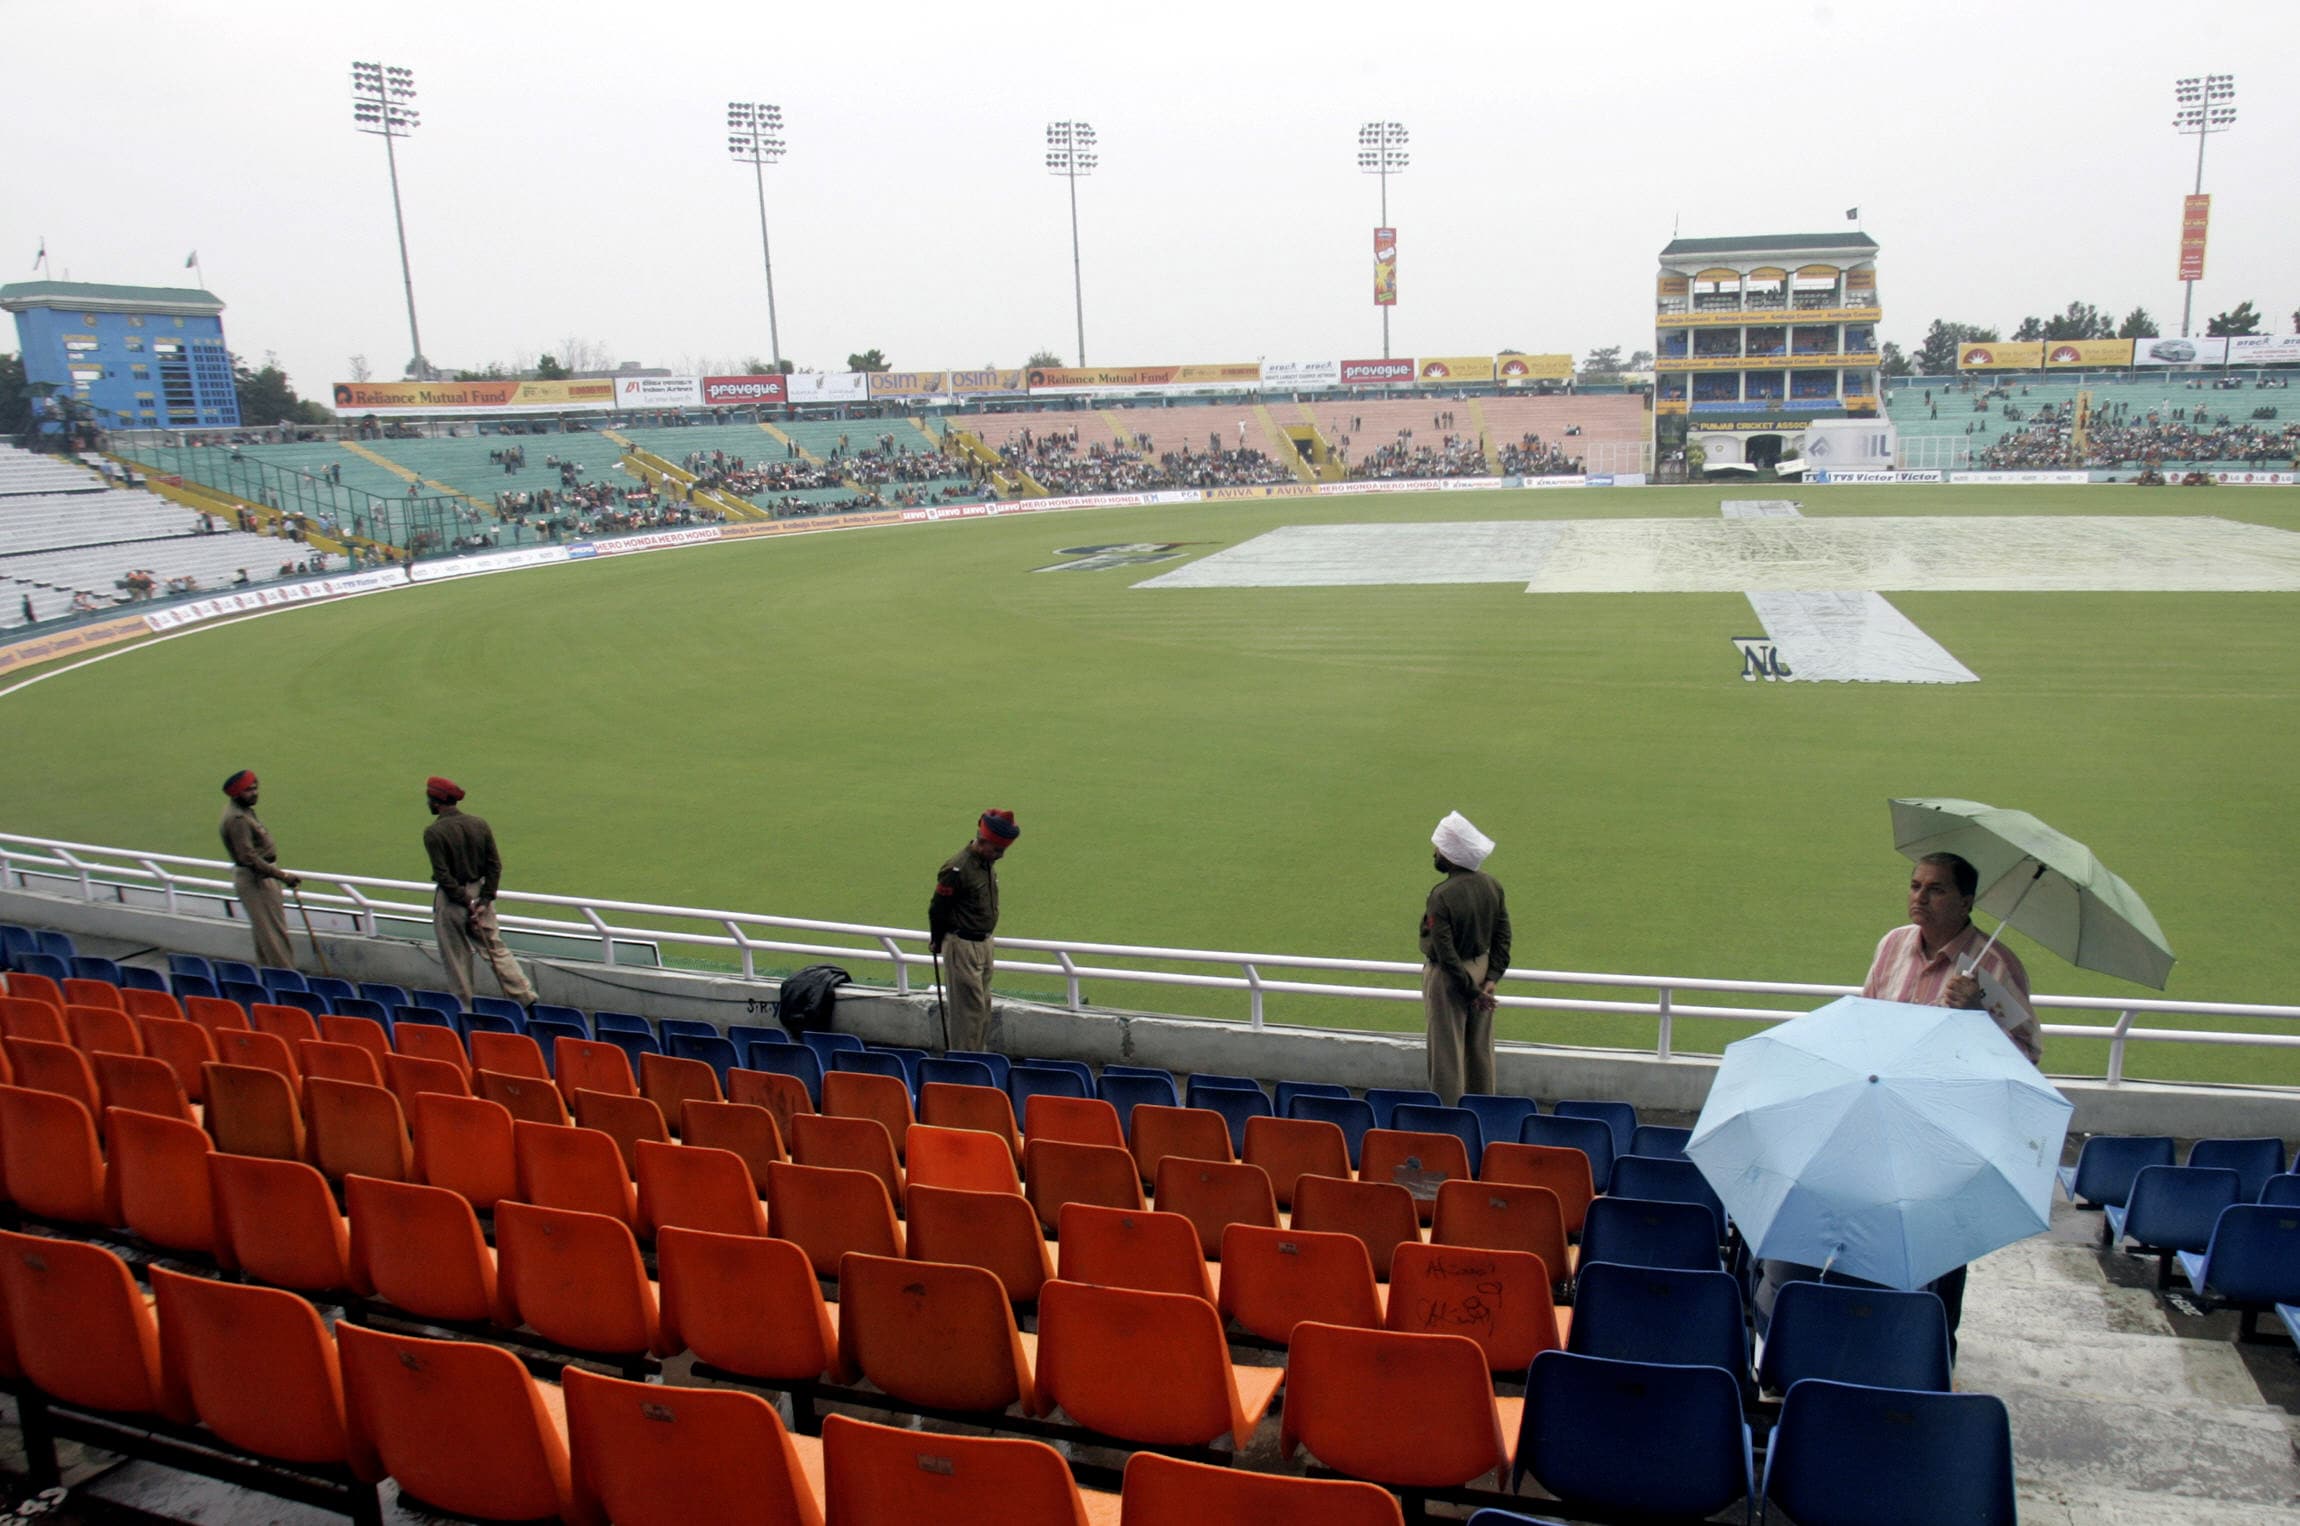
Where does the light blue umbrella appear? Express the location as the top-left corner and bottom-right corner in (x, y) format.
(1687, 996), (2073, 1290)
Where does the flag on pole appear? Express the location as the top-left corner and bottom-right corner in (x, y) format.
(1845, 207), (1860, 221)
(185, 251), (198, 268)
(31, 238), (44, 271)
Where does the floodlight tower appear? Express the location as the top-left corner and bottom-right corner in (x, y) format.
(351, 61), (428, 380)
(2171, 74), (2235, 338)
(727, 102), (787, 371)
(1045, 121), (1096, 367)
(1358, 121), (1409, 359)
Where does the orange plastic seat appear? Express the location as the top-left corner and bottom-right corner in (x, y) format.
(765, 1160), (903, 1278)
(656, 1225), (842, 1383)
(1121, 1450), (1405, 1526)
(514, 1115), (638, 1226)
(1480, 1141), (1595, 1236)
(411, 1092), (517, 1210)
(1217, 1223), (1385, 1346)
(790, 1110), (905, 1199)
(0, 994), (68, 1044)
(385, 1050), (471, 1113)
(822, 1069), (915, 1159)
(678, 1098), (784, 1191)
(1033, 1278), (1280, 1450)
(208, 1152), (352, 1293)
(1024, 1137), (1145, 1233)
(636, 1138), (767, 1239)
(121, 987), (185, 1026)
(106, 1108), (218, 1256)
(728, 1066), (815, 1139)
(468, 1029), (549, 1080)
(641, 1051), (722, 1120)
(295, 1037), (385, 1088)
(6, 1036), (100, 1117)
(1280, 1321), (1518, 1488)
(201, 1061), (307, 1162)
(0, 1230), (169, 1418)
(1154, 1156), (1280, 1258)
(824, 1412), (1096, 1526)
(0, 1084), (112, 1225)
(305, 1077), (413, 1183)
(346, 1174), (499, 1325)
(1128, 1104), (1236, 1186)
(493, 1199), (665, 1362)
(317, 1013), (392, 1069)
(67, 1002), (144, 1056)
(904, 1181), (1054, 1305)
(564, 1365), (824, 1526)
(1358, 1128), (1473, 1223)
(150, 1266), (359, 1475)
(337, 1322), (576, 1523)
(1054, 1202), (1217, 1304)
(1242, 1114), (1354, 1210)
(1385, 1241), (1568, 1373)
(907, 1122), (1024, 1195)
(215, 1025), (300, 1082)
(1289, 1173), (1422, 1280)
(554, 1035), (637, 1103)
(251, 1001), (321, 1048)
(393, 1020), (470, 1075)
(837, 1251), (1037, 1415)
(138, 1016), (217, 1103)
(477, 1067), (570, 1125)
(94, 1051), (194, 1125)
(573, 1087), (671, 1175)
(1022, 1092), (1126, 1149)
(918, 1081), (1022, 1162)
(184, 993), (251, 1034)
(62, 976), (126, 1013)
(1430, 1179), (1574, 1286)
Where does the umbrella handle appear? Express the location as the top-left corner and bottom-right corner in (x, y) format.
(1962, 862), (2048, 975)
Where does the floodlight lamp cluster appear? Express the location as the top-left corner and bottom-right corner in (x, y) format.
(727, 102), (786, 162)
(350, 62), (419, 134)
(2172, 73), (2236, 131)
(1045, 121), (1097, 175)
(1356, 121), (1409, 172)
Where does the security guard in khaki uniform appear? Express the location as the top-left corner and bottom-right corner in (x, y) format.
(219, 769), (299, 969)
(930, 809), (1019, 1050)
(1420, 810), (1512, 1105)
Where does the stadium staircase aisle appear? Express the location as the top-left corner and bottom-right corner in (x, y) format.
(946, 427), (1039, 497)
(750, 418), (809, 463)
(1252, 404), (1316, 483)
(1466, 396), (1496, 468)
(337, 440), (488, 515)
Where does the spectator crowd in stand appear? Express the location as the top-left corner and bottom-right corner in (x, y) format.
(997, 425), (1292, 494)
(1978, 398), (2300, 471)
(1496, 433), (1582, 477)
(1346, 429), (1488, 481)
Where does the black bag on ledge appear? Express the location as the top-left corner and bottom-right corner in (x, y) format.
(776, 965), (852, 1032)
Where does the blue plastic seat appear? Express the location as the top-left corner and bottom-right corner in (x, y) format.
(1576, 1196), (1721, 1275)
(1520, 1114), (1616, 1199)
(1553, 1099), (1637, 1160)
(596, 1028), (664, 1071)
(1023, 1057), (1095, 1092)
(2106, 1165), (2243, 1288)
(34, 930), (77, 962)
(213, 959), (262, 989)
(1627, 1124), (1692, 1160)
(464, 1011), (523, 1036)
(221, 980), (270, 1014)
(1096, 1071), (1180, 1141)
(1516, 1351), (1753, 1521)
(1103, 1063), (1175, 1087)
(259, 966), (309, 996)
(359, 982), (413, 1012)
(1568, 1262), (1749, 1382)
(1182, 1072), (1260, 1100)
(172, 973), (220, 1002)
(2260, 1173), (2300, 1207)
(944, 1049), (1009, 1088)
(1189, 1084), (1273, 1155)
(1363, 1087), (1439, 1130)
(1005, 1063), (1091, 1113)
(1758, 1281), (1952, 1396)
(1459, 1094), (1535, 1150)
(2186, 1138), (2287, 1204)
(408, 989), (465, 1022)
(69, 955), (125, 987)
(117, 965), (168, 994)
(0, 925), (38, 969)
(1763, 1379), (2015, 1526)
(798, 1031), (865, 1070)
(594, 1010), (655, 1037)
(527, 1014), (588, 1056)
(659, 1018), (717, 1043)
(670, 1033), (741, 1087)
(1390, 1103), (1486, 1169)
(470, 995), (528, 1030)
(167, 953), (215, 986)
(866, 1045), (928, 1090)
(308, 976), (359, 1010)
(393, 1004), (456, 1031)
(832, 1047), (915, 1098)
(14, 951), (69, 985)
(1287, 1094), (1376, 1170)
(2176, 1205), (2300, 1339)
(1608, 1155), (1727, 1241)
(276, 989), (329, 1019)
(918, 1056), (996, 1090)
(745, 1041), (824, 1107)
(334, 997), (392, 1032)
(1273, 1079), (1348, 1115)
(530, 1003), (589, 1035)
(730, 1023), (791, 1051)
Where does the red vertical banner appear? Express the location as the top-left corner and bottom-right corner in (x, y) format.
(2177, 193), (2210, 282)
(1373, 227), (1398, 307)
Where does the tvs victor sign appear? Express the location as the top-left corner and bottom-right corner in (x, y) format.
(1339, 358), (1415, 385)
(701, 375), (789, 406)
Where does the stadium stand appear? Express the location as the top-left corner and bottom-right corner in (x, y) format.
(1886, 376), (2300, 470)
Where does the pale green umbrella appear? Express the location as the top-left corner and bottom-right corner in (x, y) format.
(1888, 796), (2175, 990)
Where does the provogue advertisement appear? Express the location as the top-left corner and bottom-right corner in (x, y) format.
(1340, 358), (1416, 386)
(2131, 337), (2230, 367)
(701, 374), (788, 406)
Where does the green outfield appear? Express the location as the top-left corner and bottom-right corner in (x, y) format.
(3, 482), (2296, 1083)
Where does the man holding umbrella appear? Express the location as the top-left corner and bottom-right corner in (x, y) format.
(1863, 851), (2042, 1065)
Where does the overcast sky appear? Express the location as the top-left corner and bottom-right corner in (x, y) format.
(5, 0), (2293, 393)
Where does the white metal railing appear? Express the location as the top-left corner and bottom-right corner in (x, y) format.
(4, 831), (2297, 1083)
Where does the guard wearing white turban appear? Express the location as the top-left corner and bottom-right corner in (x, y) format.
(1420, 811), (1512, 1104)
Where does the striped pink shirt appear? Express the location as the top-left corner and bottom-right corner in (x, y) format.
(1862, 922), (2041, 1064)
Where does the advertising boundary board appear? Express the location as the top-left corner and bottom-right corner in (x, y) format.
(9, 471), (2291, 672)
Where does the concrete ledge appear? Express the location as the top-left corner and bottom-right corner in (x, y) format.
(9, 887), (2296, 1139)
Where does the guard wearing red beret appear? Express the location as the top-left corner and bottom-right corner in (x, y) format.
(929, 810), (1019, 1051)
(218, 769), (300, 969)
(421, 776), (535, 1009)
